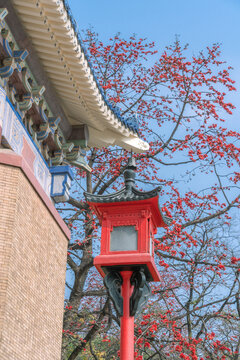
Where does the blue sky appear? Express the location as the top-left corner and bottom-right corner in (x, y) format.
(67, 0), (240, 135)
(68, 0), (240, 112)
(68, 0), (239, 67)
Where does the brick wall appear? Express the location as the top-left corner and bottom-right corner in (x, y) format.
(0, 163), (68, 359)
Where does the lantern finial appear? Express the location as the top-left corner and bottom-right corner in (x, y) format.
(124, 155), (137, 193)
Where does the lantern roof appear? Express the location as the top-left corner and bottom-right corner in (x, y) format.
(85, 157), (172, 227)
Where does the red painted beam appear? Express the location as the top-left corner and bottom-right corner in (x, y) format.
(94, 253), (161, 281)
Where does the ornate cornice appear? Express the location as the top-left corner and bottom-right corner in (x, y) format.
(0, 6), (90, 170)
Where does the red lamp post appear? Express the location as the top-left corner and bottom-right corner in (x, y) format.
(85, 157), (170, 359)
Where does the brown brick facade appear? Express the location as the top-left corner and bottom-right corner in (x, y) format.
(0, 161), (68, 359)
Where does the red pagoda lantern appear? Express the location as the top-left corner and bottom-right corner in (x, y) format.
(85, 157), (170, 360)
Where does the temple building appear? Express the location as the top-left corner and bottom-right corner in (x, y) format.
(0, 0), (149, 359)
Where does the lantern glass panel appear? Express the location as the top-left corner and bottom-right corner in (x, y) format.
(110, 225), (138, 251)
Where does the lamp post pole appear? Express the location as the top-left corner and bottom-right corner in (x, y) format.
(120, 271), (134, 360)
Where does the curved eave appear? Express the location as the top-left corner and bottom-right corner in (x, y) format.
(11, 0), (149, 153)
(84, 186), (162, 204)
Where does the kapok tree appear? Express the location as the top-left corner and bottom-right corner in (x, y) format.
(61, 31), (240, 360)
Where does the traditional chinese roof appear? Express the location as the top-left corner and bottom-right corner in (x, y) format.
(85, 158), (172, 226)
(85, 186), (162, 204)
(8, 0), (149, 153)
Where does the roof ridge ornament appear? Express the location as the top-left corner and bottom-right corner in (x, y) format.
(84, 156), (164, 204)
